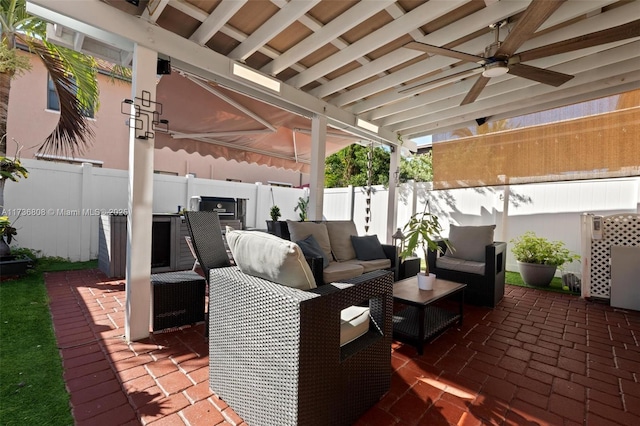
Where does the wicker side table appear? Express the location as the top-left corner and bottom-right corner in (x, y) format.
(151, 271), (206, 331)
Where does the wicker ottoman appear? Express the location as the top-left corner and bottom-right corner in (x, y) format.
(151, 271), (206, 331)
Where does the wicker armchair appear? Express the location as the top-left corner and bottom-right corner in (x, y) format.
(427, 240), (507, 308)
(208, 267), (394, 426)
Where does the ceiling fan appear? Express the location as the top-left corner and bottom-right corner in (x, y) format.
(403, 0), (640, 106)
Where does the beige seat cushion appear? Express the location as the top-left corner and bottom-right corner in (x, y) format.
(347, 258), (392, 273)
(226, 229), (316, 290)
(323, 261), (364, 283)
(325, 221), (358, 261)
(436, 255), (485, 275)
(340, 306), (370, 346)
(286, 221), (332, 260)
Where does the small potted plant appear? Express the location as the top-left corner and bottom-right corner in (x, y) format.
(510, 231), (580, 287)
(399, 205), (451, 290)
(266, 205), (280, 232)
(269, 205), (281, 222)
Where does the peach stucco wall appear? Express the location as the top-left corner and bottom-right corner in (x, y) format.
(6, 51), (309, 186)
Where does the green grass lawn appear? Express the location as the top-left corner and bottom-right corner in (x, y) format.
(505, 270), (578, 295)
(0, 257), (97, 426)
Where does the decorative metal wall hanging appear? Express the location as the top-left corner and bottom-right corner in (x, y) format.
(121, 90), (169, 140)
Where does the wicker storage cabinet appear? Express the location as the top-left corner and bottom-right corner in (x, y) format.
(151, 271), (206, 331)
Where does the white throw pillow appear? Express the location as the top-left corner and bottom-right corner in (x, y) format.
(226, 228), (316, 290)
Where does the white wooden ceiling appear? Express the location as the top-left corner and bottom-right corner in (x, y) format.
(28, 0), (640, 148)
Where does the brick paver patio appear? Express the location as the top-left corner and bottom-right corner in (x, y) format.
(45, 269), (640, 425)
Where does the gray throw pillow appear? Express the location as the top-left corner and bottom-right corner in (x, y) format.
(286, 220), (332, 260)
(296, 234), (330, 269)
(444, 224), (495, 262)
(350, 235), (387, 261)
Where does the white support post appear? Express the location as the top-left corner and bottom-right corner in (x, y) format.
(125, 44), (157, 342)
(309, 114), (327, 221)
(346, 185), (355, 220)
(500, 184), (511, 242)
(386, 147), (400, 244)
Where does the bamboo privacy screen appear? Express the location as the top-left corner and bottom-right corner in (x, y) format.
(432, 106), (640, 189)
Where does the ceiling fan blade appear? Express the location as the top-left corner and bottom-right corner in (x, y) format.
(398, 66), (483, 94)
(496, 0), (567, 57)
(404, 41), (485, 63)
(461, 76), (490, 105)
(507, 63), (574, 87)
(517, 19), (640, 62)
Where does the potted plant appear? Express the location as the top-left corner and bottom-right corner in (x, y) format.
(510, 231), (580, 287)
(0, 215), (33, 276)
(266, 205), (284, 236)
(399, 205), (451, 290)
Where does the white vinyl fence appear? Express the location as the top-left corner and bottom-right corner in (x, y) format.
(4, 159), (639, 276)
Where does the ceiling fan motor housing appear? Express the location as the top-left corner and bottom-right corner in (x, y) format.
(482, 61), (509, 77)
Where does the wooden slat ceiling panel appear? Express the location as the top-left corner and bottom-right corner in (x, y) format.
(156, 6), (201, 38)
(421, 0), (485, 35)
(323, 61), (364, 84)
(268, 21), (312, 53)
(297, 43), (339, 70)
(187, 0), (220, 14)
(340, 10), (393, 45)
(206, 31), (240, 56)
(244, 50), (272, 70)
(228, 1), (279, 35)
(396, 0), (428, 14)
(307, 0), (358, 24)
(78, 0), (640, 143)
(367, 35), (414, 61)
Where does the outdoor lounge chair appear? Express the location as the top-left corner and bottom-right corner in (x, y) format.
(427, 225), (507, 308)
(184, 211), (232, 276)
(183, 211), (232, 336)
(208, 266), (394, 426)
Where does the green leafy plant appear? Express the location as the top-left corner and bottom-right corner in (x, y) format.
(399, 205), (450, 275)
(0, 215), (17, 244)
(0, 154), (29, 183)
(510, 231), (580, 267)
(294, 196), (308, 221)
(269, 205), (281, 221)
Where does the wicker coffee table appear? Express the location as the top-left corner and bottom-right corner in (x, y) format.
(392, 276), (466, 355)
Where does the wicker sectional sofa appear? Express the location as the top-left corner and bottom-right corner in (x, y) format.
(285, 220), (397, 285)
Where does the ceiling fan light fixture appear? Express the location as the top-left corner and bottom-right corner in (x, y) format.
(482, 61), (509, 78)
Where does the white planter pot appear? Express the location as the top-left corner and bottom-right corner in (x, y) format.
(417, 272), (436, 290)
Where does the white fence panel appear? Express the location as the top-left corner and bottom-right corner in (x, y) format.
(4, 160), (639, 269)
(323, 187), (354, 220)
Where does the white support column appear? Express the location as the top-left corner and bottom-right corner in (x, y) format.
(500, 184), (511, 242)
(386, 147), (400, 244)
(125, 44), (157, 342)
(309, 114), (327, 221)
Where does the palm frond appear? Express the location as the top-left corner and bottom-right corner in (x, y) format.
(1, 0), (35, 34)
(30, 40), (95, 157)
